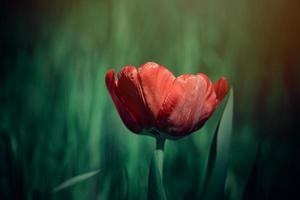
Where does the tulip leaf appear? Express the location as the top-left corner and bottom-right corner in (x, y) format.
(148, 150), (167, 200)
(52, 169), (101, 193)
(200, 88), (234, 200)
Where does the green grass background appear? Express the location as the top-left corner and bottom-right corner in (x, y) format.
(1, 0), (300, 199)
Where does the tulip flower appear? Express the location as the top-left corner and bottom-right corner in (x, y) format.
(105, 62), (229, 199)
(105, 62), (229, 140)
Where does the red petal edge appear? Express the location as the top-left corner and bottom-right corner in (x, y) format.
(156, 74), (214, 137)
(105, 69), (142, 133)
(138, 62), (175, 119)
(214, 77), (229, 102)
(115, 66), (152, 128)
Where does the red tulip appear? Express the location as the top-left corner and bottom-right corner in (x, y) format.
(105, 62), (229, 139)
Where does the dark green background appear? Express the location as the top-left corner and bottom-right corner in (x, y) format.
(1, 0), (300, 199)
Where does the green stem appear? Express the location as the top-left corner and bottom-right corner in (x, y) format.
(155, 137), (165, 178)
(148, 137), (167, 200)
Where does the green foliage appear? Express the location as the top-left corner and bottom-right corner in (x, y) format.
(1, 0), (299, 199)
(148, 149), (167, 200)
(199, 89), (233, 200)
(242, 143), (261, 200)
(53, 170), (101, 193)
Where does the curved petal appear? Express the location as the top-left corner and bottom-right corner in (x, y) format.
(138, 62), (175, 119)
(115, 66), (151, 128)
(189, 73), (218, 132)
(214, 77), (229, 102)
(105, 69), (142, 133)
(156, 74), (213, 137)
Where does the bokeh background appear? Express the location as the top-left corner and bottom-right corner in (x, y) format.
(1, 0), (300, 199)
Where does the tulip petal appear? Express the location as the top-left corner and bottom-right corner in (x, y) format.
(214, 77), (229, 102)
(138, 62), (175, 119)
(105, 69), (142, 133)
(115, 66), (151, 128)
(157, 74), (214, 137)
(105, 63), (229, 139)
(189, 73), (217, 132)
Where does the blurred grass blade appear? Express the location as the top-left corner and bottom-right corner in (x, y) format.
(0, 132), (24, 199)
(148, 151), (167, 200)
(201, 88), (233, 200)
(52, 169), (101, 193)
(242, 143), (262, 200)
